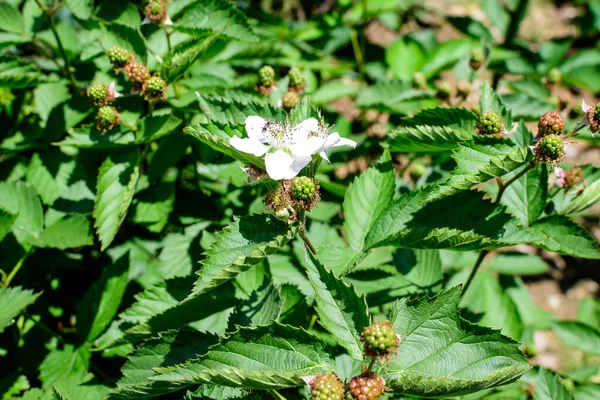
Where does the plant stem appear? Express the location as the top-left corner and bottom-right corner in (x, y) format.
(35, 0), (78, 90)
(299, 225), (317, 255)
(268, 390), (288, 400)
(307, 314), (318, 330)
(148, 102), (155, 117)
(495, 163), (533, 204)
(3, 250), (32, 288)
(366, 357), (377, 373)
(461, 250), (488, 297)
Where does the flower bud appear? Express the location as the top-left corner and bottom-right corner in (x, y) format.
(476, 112), (504, 137)
(537, 111), (564, 137)
(546, 67), (561, 85)
(436, 81), (452, 100)
(409, 163), (426, 183)
(96, 106), (120, 133)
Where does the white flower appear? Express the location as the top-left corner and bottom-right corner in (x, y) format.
(230, 116), (356, 180)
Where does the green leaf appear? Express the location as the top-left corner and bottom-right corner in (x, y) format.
(26, 152), (76, 206)
(158, 222), (210, 280)
(502, 165), (548, 226)
(0, 182), (44, 246)
(0, 2), (23, 34)
(77, 254), (130, 342)
(384, 287), (530, 397)
(233, 282), (283, 327)
(129, 324), (334, 395)
(479, 81), (512, 127)
(185, 122), (265, 169)
(65, 0), (93, 19)
(100, 22), (147, 63)
(185, 215), (296, 302)
(560, 179), (600, 215)
(530, 216), (600, 259)
(162, 36), (216, 83)
(304, 250), (370, 360)
(421, 39), (472, 78)
(0, 207), (17, 242)
(93, 149), (140, 251)
(487, 253), (550, 275)
(135, 114), (183, 143)
(552, 321), (600, 356)
(174, 0), (258, 42)
(343, 150), (394, 252)
(388, 125), (473, 152)
(34, 82), (70, 122)
(0, 58), (48, 88)
(39, 345), (90, 386)
(534, 368), (573, 400)
(0, 286), (40, 333)
(196, 94), (284, 125)
(132, 171), (176, 234)
(386, 38), (425, 81)
(38, 215), (94, 249)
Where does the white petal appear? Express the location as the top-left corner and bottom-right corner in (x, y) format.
(142, 17), (151, 25)
(291, 118), (319, 142)
(164, 15), (173, 25)
(109, 81), (122, 98)
(245, 116), (267, 141)
(289, 137), (325, 157)
(319, 151), (329, 162)
(230, 136), (269, 156)
(265, 150), (297, 180)
(326, 132), (357, 149)
(291, 155), (312, 175)
(582, 99), (593, 113)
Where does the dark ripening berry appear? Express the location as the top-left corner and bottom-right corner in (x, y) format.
(476, 111), (504, 137)
(96, 106), (119, 133)
(87, 83), (109, 106)
(142, 75), (167, 102)
(348, 372), (386, 400)
(288, 67), (305, 92)
(361, 321), (398, 357)
(258, 65), (275, 87)
(310, 373), (345, 400)
(125, 61), (151, 91)
(282, 91), (299, 111)
(537, 111), (565, 137)
(291, 176), (316, 201)
(107, 47), (131, 68)
(535, 133), (565, 164)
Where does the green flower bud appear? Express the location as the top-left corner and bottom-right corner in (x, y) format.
(412, 71), (427, 90)
(546, 67), (561, 85)
(288, 67), (305, 91)
(470, 47), (485, 69)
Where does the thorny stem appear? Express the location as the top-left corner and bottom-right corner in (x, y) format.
(461, 250), (488, 296)
(34, 0), (78, 91)
(495, 162), (534, 204)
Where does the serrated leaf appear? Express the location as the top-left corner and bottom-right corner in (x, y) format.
(479, 81), (512, 127)
(534, 368), (573, 400)
(185, 122), (265, 169)
(502, 165), (548, 226)
(77, 254), (130, 342)
(100, 22), (147, 63)
(132, 171), (176, 234)
(343, 150), (395, 252)
(388, 125), (473, 152)
(173, 0), (258, 42)
(552, 321), (600, 356)
(234, 282), (282, 327)
(560, 179), (600, 215)
(383, 287), (530, 397)
(0, 182), (44, 246)
(0, 286), (40, 333)
(118, 323), (334, 397)
(162, 36), (216, 83)
(185, 215), (296, 302)
(93, 149), (140, 251)
(38, 215), (94, 249)
(0, 58), (48, 88)
(196, 94), (284, 125)
(39, 345), (90, 386)
(304, 250), (370, 360)
(26, 152), (76, 206)
(134, 114), (183, 144)
(0, 2), (23, 34)
(158, 222), (209, 280)
(530, 216), (600, 259)
(65, 0), (93, 19)
(0, 207), (17, 242)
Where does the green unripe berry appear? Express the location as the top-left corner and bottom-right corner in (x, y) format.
(476, 111), (504, 136)
(96, 106), (119, 133)
(282, 91), (299, 111)
(409, 163), (426, 182)
(546, 67), (561, 84)
(291, 176), (316, 201)
(456, 80), (471, 98)
(107, 47), (131, 67)
(288, 67), (304, 89)
(470, 47), (485, 69)
(537, 111), (564, 137)
(88, 83), (108, 106)
(310, 373), (345, 400)
(361, 321), (398, 357)
(436, 81), (452, 99)
(142, 76), (167, 102)
(412, 71), (427, 90)
(539, 134), (564, 161)
(258, 65), (275, 87)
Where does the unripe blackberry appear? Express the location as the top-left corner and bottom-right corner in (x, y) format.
(546, 67), (561, 85)
(258, 65), (275, 88)
(476, 111), (504, 137)
(348, 372), (385, 400)
(142, 75), (167, 102)
(310, 373), (345, 400)
(291, 176), (317, 201)
(537, 111), (564, 137)
(470, 47), (484, 69)
(282, 91), (299, 111)
(409, 163), (426, 182)
(436, 81), (452, 100)
(412, 72), (427, 90)
(361, 321), (398, 357)
(456, 80), (471, 98)
(107, 47), (131, 68)
(585, 102), (600, 134)
(88, 83), (108, 106)
(535, 134), (565, 164)
(125, 61), (150, 91)
(288, 67), (305, 92)
(145, 0), (168, 25)
(96, 106), (120, 133)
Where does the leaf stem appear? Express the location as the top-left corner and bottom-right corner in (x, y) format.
(34, 0), (78, 90)
(495, 163), (533, 204)
(268, 390), (288, 400)
(461, 250), (488, 297)
(298, 211), (317, 254)
(3, 250), (32, 288)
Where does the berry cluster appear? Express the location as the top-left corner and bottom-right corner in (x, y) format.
(309, 373), (345, 400)
(282, 91), (300, 111)
(86, 82), (122, 133)
(585, 102), (600, 134)
(537, 111), (565, 136)
(107, 47), (131, 71)
(476, 112), (504, 137)
(142, 75), (168, 103)
(265, 176), (321, 223)
(96, 105), (120, 133)
(348, 372), (386, 400)
(535, 134), (565, 164)
(361, 321), (399, 358)
(257, 65), (276, 95)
